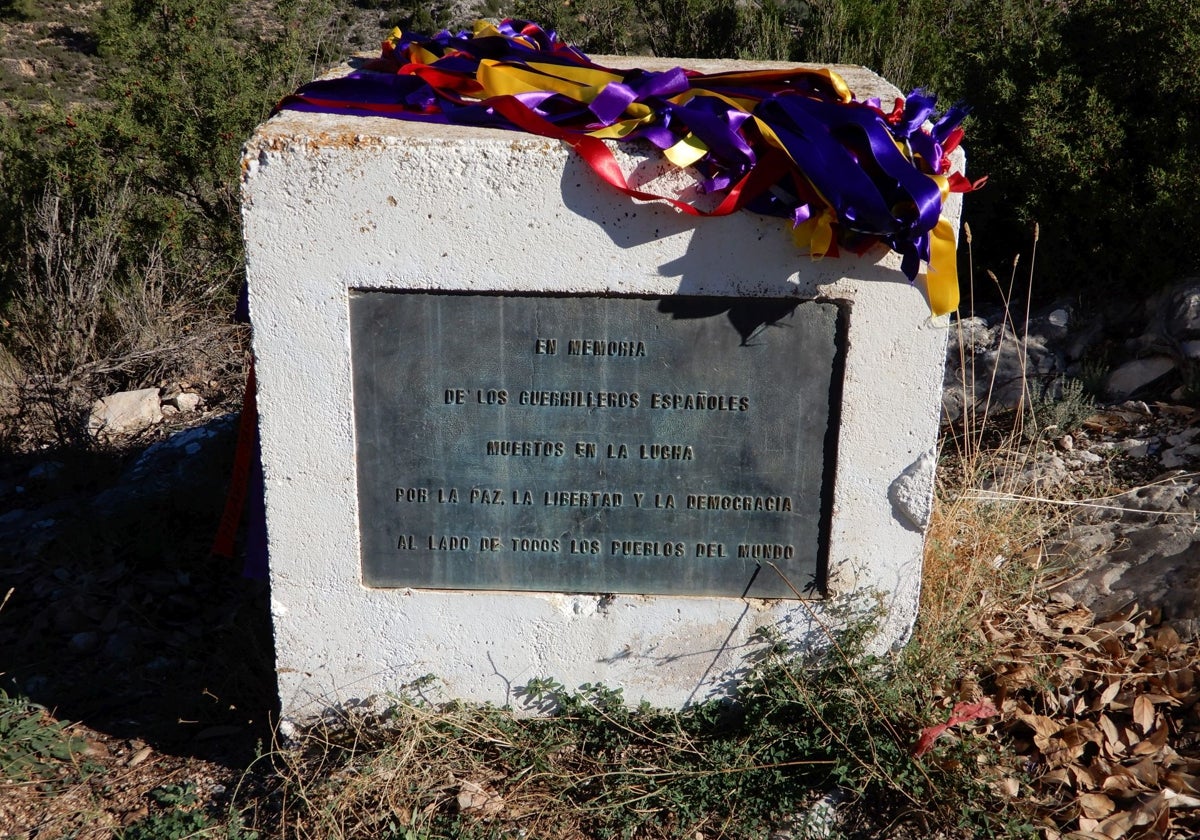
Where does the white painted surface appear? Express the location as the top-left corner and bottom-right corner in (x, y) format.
(242, 58), (962, 718)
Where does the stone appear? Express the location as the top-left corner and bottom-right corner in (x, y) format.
(167, 392), (201, 412)
(1119, 400), (1153, 416)
(26, 461), (65, 483)
(91, 415), (238, 520)
(1103, 357), (1176, 400)
(942, 309), (1070, 423)
(243, 56), (964, 718)
(69, 631), (100, 654)
(1055, 521), (1200, 641)
(1160, 449), (1191, 469)
(0, 58), (41, 79)
(1039, 473), (1200, 640)
(86, 388), (163, 439)
(102, 628), (139, 661)
(1064, 313), (1107, 363)
(1120, 439), (1151, 458)
(984, 453), (1069, 495)
(1164, 281), (1200, 340)
(1166, 428), (1200, 447)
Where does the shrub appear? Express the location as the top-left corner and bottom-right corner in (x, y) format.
(935, 0), (1200, 299)
(0, 0), (342, 448)
(511, 0), (794, 59)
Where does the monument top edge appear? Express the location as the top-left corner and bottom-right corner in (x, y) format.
(247, 55), (902, 147)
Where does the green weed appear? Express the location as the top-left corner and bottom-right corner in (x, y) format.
(1025, 376), (1095, 441)
(0, 0), (340, 449)
(0, 689), (88, 783)
(120, 782), (260, 840)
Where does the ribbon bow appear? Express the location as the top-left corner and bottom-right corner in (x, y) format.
(278, 19), (982, 315)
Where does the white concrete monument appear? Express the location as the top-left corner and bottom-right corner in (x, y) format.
(241, 56), (963, 720)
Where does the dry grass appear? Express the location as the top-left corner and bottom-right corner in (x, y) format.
(1, 185), (246, 451)
(911, 227), (1200, 839)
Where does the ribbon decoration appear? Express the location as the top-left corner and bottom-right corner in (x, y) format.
(277, 19), (982, 315)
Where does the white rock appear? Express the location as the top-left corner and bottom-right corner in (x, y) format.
(276, 719), (299, 746)
(168, 392), (202, 412)
(1119, 399), (1154, 416)
(1166, 283), (1200, 339)
(87, 388), (163, 438)
(1074, 450), (1103, 464)
(1121, 439), (1150, 458)
(1035, 455), (1069, 487)
(1048, 308), (1069, 327)
(1104, 357), (1176, 400)
(782, 788), (846, 839)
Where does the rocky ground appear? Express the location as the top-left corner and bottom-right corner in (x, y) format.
(943, 280), (1200, 642)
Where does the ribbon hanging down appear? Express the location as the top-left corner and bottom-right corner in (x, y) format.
(277, 19), (983, 315)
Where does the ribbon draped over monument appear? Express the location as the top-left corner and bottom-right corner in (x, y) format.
(278, 19), (980, 315)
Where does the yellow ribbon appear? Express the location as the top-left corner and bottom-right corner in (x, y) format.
(789, 209), (836, 260)
(478, 59), (593, 99)
(924, 218), (960, 315)
(664, 133), (710, 168)
(698, 68), (853, 105)
(476, 60), (655, 138)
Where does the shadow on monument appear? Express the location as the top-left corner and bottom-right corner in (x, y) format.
(0, 416), (278, 767)
(558, 153), (917, 296)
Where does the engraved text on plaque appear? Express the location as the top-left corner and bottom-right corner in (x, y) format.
(349, 293), (844, 598)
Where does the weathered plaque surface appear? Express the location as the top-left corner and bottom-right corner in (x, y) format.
(349, 292), (844, 598)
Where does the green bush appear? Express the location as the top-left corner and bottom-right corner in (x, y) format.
(0, 0), (33, 21)
(0, 0), (345, 447)
(938, 0), (1200, 297)
(512, 0), (794, 59)
(785, 0), (1200, 298)
(94, 0), (342, 287)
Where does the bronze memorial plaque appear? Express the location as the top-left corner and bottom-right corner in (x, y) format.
(349, 292), (845, 599)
